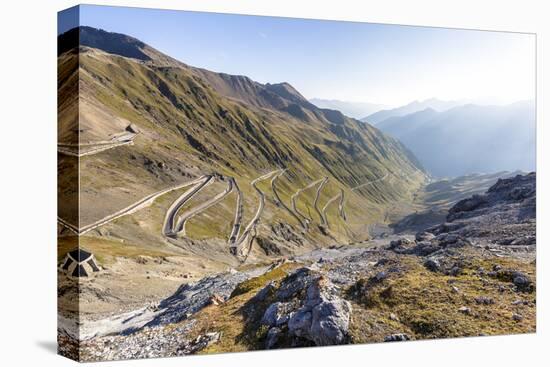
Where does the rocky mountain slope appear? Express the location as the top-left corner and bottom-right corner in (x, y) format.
(390, 171), (524, 234)
(61, 173), (535, 361)
(58, 26), (427, 267)
(375, 101), (535, 177)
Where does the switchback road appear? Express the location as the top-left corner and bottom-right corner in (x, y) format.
(172, 178), (235, 237)
(291, 177), (327, 229)
(230, 170), (280, 259)
(270, 169), (306, 228)
(162, 175), (214, 237)
(58, 175), (209, 236)
(313, 177), (329, 225)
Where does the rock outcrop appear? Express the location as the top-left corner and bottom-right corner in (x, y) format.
(260, 268), (352, 348)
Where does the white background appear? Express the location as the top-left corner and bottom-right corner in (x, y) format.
(0, 0), (547, 365)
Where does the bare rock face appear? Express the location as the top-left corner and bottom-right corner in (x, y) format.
(261, 302), (291, 327)
(488, 173), (536, 201)
(288, 309), (312, 338)
(388, 234), (469, 257)
(430, 173), (536, 250)
(309, 295), (352, 346)
(390, 173), (536, 264)
(447, 173), (536, 222)
(261, 268), (352, 348)
(147, 270), (250, 327)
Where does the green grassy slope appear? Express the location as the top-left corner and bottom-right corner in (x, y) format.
(58, 27), (428, 263)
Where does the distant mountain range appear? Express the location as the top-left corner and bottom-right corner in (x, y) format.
(309, 98), (387, 119)
(361, 98), (466, 125)
(376, 101), (535, 177)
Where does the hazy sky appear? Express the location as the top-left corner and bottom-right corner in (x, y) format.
(59, 5), (536, 107)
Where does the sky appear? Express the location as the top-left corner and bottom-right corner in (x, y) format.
(59, 5), (536, 107)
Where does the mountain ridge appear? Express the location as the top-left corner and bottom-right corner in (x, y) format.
(361, 98), (465, 125)
(58, 26), (428, 269)
(376, 101), (535, 177)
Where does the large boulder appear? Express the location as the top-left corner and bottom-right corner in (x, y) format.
(292, 277), (351, 345)
(424, 258), (441, 272)
(264, 268), (352, 347)
(434, 233), (471, 248)
(310, 297), (352, 345)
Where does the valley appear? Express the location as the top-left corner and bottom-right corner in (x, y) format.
(56, 25), (536, 361)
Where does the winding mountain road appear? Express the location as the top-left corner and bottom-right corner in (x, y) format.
(313, 177), (329, 225)
(291, 177), (327, 228)
(351, 172), (389, 192)
(58, 175), (210, 236)
(320, 172), (389, 229)
(338, 189), (347, 221)
(159, 169), (279, 260)
(227, 179), (243, 247)
(58, 164), (398, 263)
(162, 175), (214, 237)
(321, 189), (345, 228)
(230, 170), (280, 258)
(270, 169), (306, 228)
(172, 177), (235, 237)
